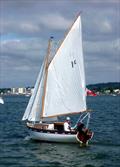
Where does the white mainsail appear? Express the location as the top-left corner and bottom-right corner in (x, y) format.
(42, 16), (86, 118)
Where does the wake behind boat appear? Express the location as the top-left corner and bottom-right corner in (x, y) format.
(22, 15), (93, 145)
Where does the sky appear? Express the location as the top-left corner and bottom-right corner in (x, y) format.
(0, 0), (120, 88)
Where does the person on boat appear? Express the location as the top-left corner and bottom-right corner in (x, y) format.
(64, 117), (71, 131)
(77, 122), (85, 132)
(76, 122), (91, 137)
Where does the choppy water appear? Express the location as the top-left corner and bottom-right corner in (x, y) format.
(0, 95), (120, 167)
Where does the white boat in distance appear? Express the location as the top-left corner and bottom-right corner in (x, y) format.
(22, 15), (93, 145)
(0, 97), (4, 104)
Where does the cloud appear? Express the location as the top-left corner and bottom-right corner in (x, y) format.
(0, 0), (120, 87)
(84, 38), (120, 56)
(1, 38), (47, 86)
(84, 38), (120, 69)
(20, 22), (40, 33)
(1, 20), (41, 36)
(101, 20), (112, 33)
(0, 15), (72, 41)
(40, 14), (72, 30)
(84, 38), (120, 84)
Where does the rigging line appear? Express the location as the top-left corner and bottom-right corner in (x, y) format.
(86, 112), (90, 128)
(73, 112), (88, 127)
(75, 112), (86, 124)
(80, 112), (89, 122)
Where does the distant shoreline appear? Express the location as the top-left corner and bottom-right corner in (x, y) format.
(0, 82), (120, 96)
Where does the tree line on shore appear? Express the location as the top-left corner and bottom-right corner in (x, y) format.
(0, 82), (120, 94)
(87, 82), (120, 93)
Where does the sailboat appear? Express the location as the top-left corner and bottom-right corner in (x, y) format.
(22, 15), (93, 145)
(0, 96), (4, 104)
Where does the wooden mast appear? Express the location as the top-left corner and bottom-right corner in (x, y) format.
(41, 37), (53, 118)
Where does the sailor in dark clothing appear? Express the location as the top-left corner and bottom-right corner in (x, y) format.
(77, 122), (85, 132)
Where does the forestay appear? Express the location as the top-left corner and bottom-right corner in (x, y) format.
(42, 16), (86, 118)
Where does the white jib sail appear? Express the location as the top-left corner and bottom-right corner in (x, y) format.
(27, 65), (45, 122)
(42, 16), (86, 118)
(22, 53), (58, 122)
(22, 62), (44, 121)
(27, 57), (57, 122)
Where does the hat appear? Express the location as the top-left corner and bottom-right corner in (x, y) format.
(66, 117), (70, 121)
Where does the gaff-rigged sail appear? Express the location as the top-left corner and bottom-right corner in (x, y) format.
(42, 16), (86, 118)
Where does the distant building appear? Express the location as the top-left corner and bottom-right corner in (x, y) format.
(11, 87), (26, 94)
(113, 89), (120, 93)
(11, 88), (18, 94)
(18, 88), (26, 94)
(105, 90), (111, 94)
(26, 87), (33, 95)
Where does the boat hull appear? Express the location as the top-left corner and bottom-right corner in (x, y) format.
(29, 129), (78, 143)
(27, 122), (93, 144)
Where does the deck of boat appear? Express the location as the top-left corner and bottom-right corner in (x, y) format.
(27, 122), (76, 134)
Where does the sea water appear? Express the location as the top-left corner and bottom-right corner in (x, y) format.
(0, 95), (120, 167)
